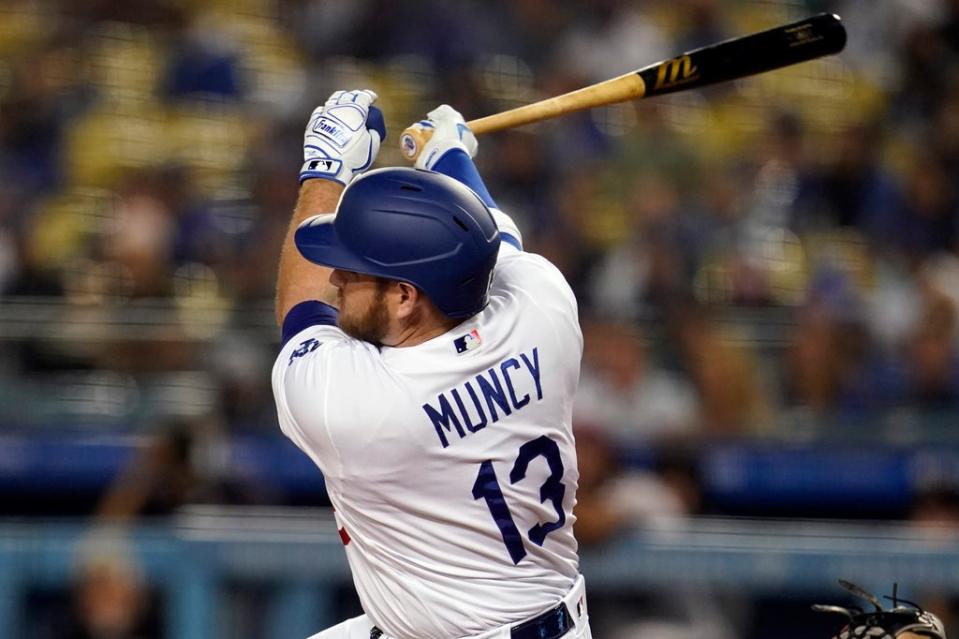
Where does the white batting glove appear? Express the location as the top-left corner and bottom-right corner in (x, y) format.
(300, 89), (386, 186)
(412, 105), (478, 171)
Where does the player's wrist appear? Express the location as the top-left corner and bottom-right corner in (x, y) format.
(407, 104), (477, 169)
(419, 145), (470, 172)
(297, 176), (346, 203)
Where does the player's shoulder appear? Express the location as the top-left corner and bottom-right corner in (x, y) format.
(496, 245), (562, 275)
(494, 247), (576, 301)
(274, 323), (381, 378)
(273, 323), (399, 420)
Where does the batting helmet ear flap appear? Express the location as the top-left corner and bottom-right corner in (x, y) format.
(295, 167), (501, 318)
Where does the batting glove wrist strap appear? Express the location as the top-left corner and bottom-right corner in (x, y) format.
(300, 90), (386, 186)
(413, 104), (478, 171)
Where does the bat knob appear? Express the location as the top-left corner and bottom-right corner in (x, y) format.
(400, 132), (419, 160)
(399, 126), (433, 162)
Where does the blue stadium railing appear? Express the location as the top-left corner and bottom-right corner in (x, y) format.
(2, 514), (959, 639)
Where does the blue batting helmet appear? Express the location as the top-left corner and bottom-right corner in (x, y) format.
(295, 167), (501, 318)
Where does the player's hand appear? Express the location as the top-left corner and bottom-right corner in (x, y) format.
(300, 89), (387, 186)
(407, 105), (478, 171)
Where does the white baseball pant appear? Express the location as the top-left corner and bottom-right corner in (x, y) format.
(307, 575), (592, 639)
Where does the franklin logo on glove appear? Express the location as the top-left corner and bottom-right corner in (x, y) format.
(315, 118), (350, 146)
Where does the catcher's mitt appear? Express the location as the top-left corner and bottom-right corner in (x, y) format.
(814, 579), (947, 639)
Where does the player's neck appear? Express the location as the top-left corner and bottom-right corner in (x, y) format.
(384, 314), (461, 348)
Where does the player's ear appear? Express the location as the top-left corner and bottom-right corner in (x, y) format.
(392, 281), (419, 320)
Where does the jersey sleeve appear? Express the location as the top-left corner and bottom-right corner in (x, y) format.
(489, 247), (580, 353)
(280, 300), (339, 347)
(491, 208), (523, 251)
(272, 321), (387, 478)
(273, 324), (345, 475)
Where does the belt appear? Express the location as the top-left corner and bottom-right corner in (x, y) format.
(369, 601), (574, 639)
(509, 601), (573, 639)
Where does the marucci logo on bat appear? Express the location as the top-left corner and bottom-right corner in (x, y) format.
(785, 23), (825, 47)
(653, 55), (700, 90)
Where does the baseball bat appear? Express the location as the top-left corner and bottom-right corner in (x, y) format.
(400, 13), (846, 160)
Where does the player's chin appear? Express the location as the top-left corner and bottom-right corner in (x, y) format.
(337, 305), (389, 345)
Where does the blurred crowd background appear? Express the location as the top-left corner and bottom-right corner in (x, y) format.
(1, 0), (959, 638)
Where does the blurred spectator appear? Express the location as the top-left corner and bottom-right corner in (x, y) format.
(672, 0), (728, 52)
(496, 0), (576, 70)
(99, 171), (177, 299)
(65, 0), (184, 28)
(587, 172), (691, 313)
(720, 111), (808, 305)
(0, 222), (17, 292)
(96, 417), (264, 520)
(911, 484), (959, 533)
(894, 15), (957, 124)
(920, 252), (959, 318)
(574, 320), (698, 445)
(162, 13), (243, 102)
(931, 85), (959, 178)
(894, 155), (958, 259)
(573, 428), (691, 545)
(555, 0), (669, 83)
(57, 534), (160, 639)
(784, 301), (856, 413)
(783, 272), (905, 416)
(209, 332), (277, 429)
(673, 306), (771, 434)
(905, 292), (959, 408)
(793, 122), (904, 248)
(907, 484), (959, 634)
(0, 31), (87, 193)
(96, 420), (204, 520)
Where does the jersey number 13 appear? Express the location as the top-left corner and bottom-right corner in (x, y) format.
(471, 435), (566, 564)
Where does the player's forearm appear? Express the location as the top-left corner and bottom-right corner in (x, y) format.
(275, 180), (343, 325)
(431, 151), (523, 246)
(431, 150), (497, 208)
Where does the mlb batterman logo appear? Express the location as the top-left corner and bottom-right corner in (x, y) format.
(453, 328), (482, 354)
(400, 133), (417, 157)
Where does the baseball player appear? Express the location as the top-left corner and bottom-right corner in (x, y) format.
(272, 89), (589, 639)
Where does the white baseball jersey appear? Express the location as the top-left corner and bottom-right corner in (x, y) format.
(273, 211), (583, 639)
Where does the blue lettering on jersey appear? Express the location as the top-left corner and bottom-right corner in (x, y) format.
(476, 368), (512, 421)
(422, 394), (465, 447)
(500, 358), (529, 409)
(288, 338), (321, 365)
(451, 383), (488, 433)
(423, 347), (542, 448)
(520, 348), (543, 400)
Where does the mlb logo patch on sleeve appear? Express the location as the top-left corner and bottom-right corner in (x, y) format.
(453, 328), (482, 354)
